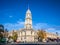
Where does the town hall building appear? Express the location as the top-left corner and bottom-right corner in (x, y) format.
(16, 8), (37, 42)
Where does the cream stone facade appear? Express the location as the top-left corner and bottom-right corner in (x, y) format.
(46, 32), (57, 38)
(16, 8), (37, 42)
(17, 29), (37, 42)
(46, 32), (60, 39)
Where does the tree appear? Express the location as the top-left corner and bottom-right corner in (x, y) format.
(0, 32), (3, 38)
(0, 24), (4, 32)
(37, 29), (47, 42)
(8, 36), (12, 40)
(12, 31), (18, 42)
(4, 29), (8, 38)
(0, 24), (4, 43)
(0, 24), (4, 37)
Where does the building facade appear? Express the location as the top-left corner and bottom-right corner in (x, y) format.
(17, 8), (37, 42)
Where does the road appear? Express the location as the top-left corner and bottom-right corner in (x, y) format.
(0, 42), (60, 45)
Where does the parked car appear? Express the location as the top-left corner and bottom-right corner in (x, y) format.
(1, 38), (6, 43)
(8, 38), (14, 43)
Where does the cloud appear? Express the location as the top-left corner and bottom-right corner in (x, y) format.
(33, 23), (60, 35)
(33, 23), (49, 30)
(46, 28), (60, 35)
(4, 19), (24, 31)
(46, 28), (56, 33)
(9, 16), (13, 18)
(47, 28), (55, 30)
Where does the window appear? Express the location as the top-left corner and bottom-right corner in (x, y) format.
(31, 31), (32, 34)
(21, 37), (22, 40)
(24, 37), (26, 39)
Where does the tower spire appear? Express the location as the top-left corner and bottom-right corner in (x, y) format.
(28, 4), (29, 9)
(25, 5), (32, 29)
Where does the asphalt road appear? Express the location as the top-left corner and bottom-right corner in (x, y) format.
(0, 42), (60, 45)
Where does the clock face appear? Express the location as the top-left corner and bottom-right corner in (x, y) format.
(27, 14), (30, 16)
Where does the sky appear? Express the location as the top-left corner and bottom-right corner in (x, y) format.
(0, 0), (60, 34)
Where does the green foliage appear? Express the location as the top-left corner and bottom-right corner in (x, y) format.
(0, 24), (4, 39)
(8, 36), (13, 39)
(0, 33), (3, 38)
(12, 32), (18, 42)
(0, 24), (4, 32)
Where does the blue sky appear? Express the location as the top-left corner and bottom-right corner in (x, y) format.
(0, 0), (60, 34)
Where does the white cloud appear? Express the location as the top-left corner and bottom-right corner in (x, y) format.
(9, 16), (13, 18)
(46, 28), (55, 31)
(46, 28), (56, 33)
(33, 23), (49, 30)
(33, 23), (60, 35)
(46, 28), (60, 35)
(4, 19), (24, 31)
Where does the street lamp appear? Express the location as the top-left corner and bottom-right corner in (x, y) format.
(56, 32), (59, 38)
(24, 30), (26, 43)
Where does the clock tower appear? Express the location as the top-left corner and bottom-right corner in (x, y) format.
(25, 8), (32, 29)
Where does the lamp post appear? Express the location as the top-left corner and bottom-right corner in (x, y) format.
(25, 30), (26, 43)
(56, 32), (59, 42)
(56, 32), (58, 38)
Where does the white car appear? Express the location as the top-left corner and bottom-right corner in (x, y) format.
(8, 39), (14, 43)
